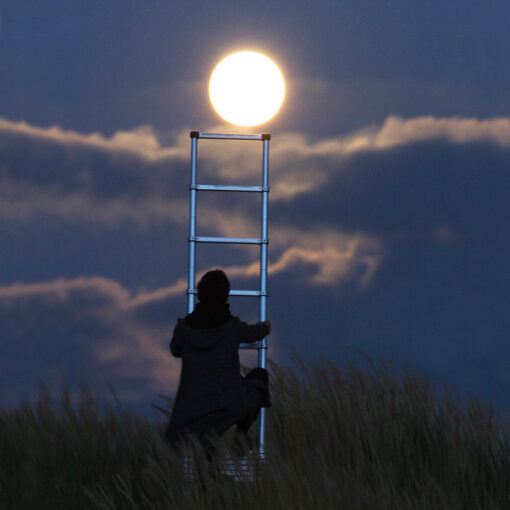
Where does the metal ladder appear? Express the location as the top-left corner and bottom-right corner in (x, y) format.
(187, 131), (270, 455)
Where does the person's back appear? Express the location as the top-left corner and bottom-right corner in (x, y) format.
(165, 269), (271, 450)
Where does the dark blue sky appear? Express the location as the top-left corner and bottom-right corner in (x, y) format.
(1, 0), (509, 419)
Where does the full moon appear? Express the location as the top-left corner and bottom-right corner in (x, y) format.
(209, 51), (285, 127)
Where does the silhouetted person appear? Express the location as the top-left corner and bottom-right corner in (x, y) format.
(165, 269), (271, 453)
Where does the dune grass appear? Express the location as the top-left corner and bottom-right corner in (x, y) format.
(1, 354), (509, 509)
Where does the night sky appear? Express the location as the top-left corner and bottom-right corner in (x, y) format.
(1, 1), (509, 420)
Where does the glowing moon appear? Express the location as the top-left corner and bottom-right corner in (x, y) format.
(209, 51), (285, 127)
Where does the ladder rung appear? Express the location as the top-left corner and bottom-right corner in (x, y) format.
(194, 236), (266, 245)
(194, 184), (265, 192)
(240, 341), (264, 349)
(186, 289), (265, 297)
(192, 132), (269, 141)
(230, 290), (265, 297)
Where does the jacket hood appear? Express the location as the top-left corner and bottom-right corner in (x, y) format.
(178, 317), (236, 350)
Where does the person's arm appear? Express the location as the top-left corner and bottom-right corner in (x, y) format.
(169, 322), (182, 357)
(236, 319), (271, 344)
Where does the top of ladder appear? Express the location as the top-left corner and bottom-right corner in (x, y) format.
(190, 131), (270, 141)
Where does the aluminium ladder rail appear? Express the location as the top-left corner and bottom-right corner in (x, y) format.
(187, 131), (270, 455)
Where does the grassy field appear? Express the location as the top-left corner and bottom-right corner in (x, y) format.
(1, 354), (509, 509)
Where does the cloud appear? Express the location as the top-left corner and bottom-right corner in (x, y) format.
(2, 113), (507, 293)
(0, 176), (189, 227)
(0, 276), (183, 409)
(372, 116), (510, 149)
(0, 118), (188, 162)
(2, 114), (510, 228)
(268, 238), (379, 287)
(0, 221), (380, 406)
(268, 115), (510, 199)
(2, 114), (510, 416)
(0, 120), (191, 227)
(274, 136), (510, 242)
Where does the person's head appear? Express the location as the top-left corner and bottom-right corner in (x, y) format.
(197, 269), (230, 304)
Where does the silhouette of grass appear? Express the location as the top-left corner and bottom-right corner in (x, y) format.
(1, 354), (509, 509)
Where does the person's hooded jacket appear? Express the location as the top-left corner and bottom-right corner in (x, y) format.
(165, 302), (268, 443)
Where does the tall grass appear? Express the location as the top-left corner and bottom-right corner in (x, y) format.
(1, 355), (509, 509)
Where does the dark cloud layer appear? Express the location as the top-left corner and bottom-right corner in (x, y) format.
(275, 140), (510, 239)
(269, 137), (510, 410)
(0, 278), (183, 414)
(1, 282), (119, 399)
(1, 116), (509, 419)
(0, 130), (188, 206)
